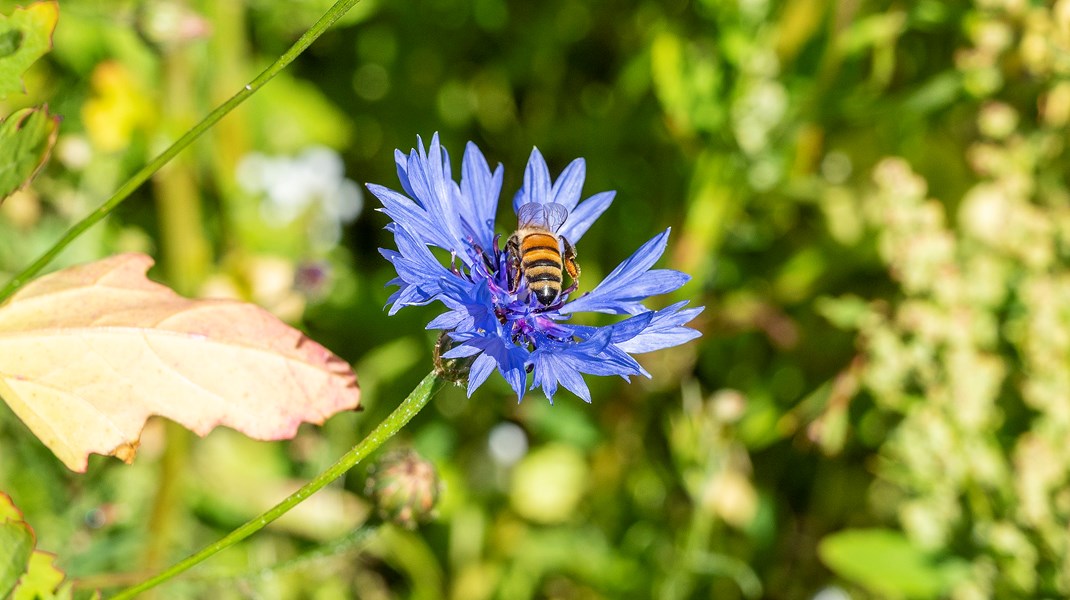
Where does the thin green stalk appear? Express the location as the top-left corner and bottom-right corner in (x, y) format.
(143, 44), (209, 582)
(0, 0), (363, 304)
(109, 371), (444, 600)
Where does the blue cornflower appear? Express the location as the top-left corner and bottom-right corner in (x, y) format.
(369, 134), (702, 402)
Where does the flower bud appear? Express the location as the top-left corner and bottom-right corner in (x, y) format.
(364, 449), (441, 529)
(432, 332), (476, 386)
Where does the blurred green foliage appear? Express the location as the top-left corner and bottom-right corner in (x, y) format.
(2, 0), (1070, 598)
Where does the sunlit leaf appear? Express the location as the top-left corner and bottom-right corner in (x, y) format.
(0, 493), (70, 600)
(650, 30), (724, 138)
(0, 2), (58, 98)
(0, 106), (59, 202)
(0, 493), (35, 599)
(12, 551), (69, 600)
(0, 492), (20, 521)
(0, 524), (33, 596)
(0, 253), (361, 472)
(814, 295), (870, 330)
(819, 528), (970, 599)
(249, 71), (352, 153)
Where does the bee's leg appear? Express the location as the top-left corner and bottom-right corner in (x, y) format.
(470, 242), (496, 274)
(561, 237), (580, 296)
(506, 234), (522, 293)
(488, 235), (505, 274)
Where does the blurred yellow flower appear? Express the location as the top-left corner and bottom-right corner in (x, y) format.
(509, 444), (587, 524)
(81, 61), (156, 152)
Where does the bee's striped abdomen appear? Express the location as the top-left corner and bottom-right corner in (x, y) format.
(520, 232), (563, 305)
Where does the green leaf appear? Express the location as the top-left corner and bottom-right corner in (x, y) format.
(0, 494), (35, 599)
(0, 27), (23, 57)
(815, 294), (871, 329)
(13, 551), (69, 600)
(0, 493), (69, 600)
(249, 71), (352, 152)
(650, 30), (725, 137)
(0, 491), (21, 520)
(0, 106), (58, 202)
(818, 529), (970, 599)
(0, 2), (58, 97)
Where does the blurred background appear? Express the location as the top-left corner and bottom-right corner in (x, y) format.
(2, 0), (1070, 598)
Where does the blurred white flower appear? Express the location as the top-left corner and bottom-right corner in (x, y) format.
(488, 422), (528, 467)
(237, 146), (363, 249)
(812, 586), (851, 600)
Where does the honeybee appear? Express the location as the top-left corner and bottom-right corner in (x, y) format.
(506, 202), (580, 307)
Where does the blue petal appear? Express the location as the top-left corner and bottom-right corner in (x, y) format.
(556, 362), (591, 402)
(561, 229), (690, 315)
(623, 270), (692, 299)
(592, 344), (650, 380)
(491, 340), (531, 401)
(613, 301), (703, 353)
(441, 278), (499, 333)
(385, 285), (437, 315)
(527, 330), (642, 403)
(607, 311), (655, 342)
(513, 146), (552, 211)
(573, 333), (647, 379)
(394, 149), (416, 198)
(560, 190), (614, 243)
(409, 136), (467, 246)
(370, 185), (454, 252)
(529, 352), (563, 403)
(442, 343), (482, 358)
(426, 310), (467, 330)
(389, 225), (452, 284)
(378, 225), (468, 312)
(460, 142), (504, 251)
(466, 353), (498, 397)
(448, 334), (530, 400)
(375, 134), (486, 267)
(550, 158), (586, 211)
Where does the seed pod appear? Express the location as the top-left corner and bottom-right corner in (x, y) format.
(364, 449), (441, 529)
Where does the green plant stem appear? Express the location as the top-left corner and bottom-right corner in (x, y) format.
(0, 0), (364, 304)
(109, 371), (443, 600)
(142, 44), (210, 582)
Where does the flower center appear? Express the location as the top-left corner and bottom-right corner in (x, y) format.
(462, 242), (572, 349)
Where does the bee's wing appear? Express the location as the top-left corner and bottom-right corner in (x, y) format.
(542, 202), (569, 232)
(517, 202), (547, 228)
(518, 202), (569, 232)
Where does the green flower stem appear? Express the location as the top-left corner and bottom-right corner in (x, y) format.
(109, 371), (443, 600)
(0, 0), (363, 304)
